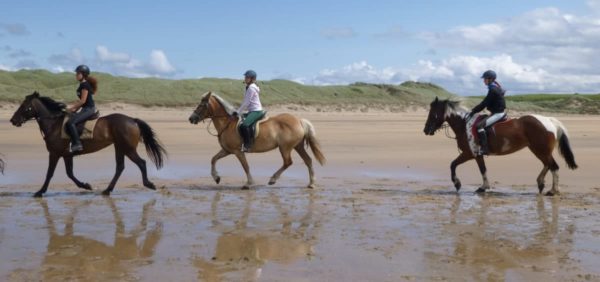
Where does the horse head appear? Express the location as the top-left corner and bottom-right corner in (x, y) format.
(10, 92), (66, 127)
(423, 96), (448, 135)
(10, 91), (41, 127)
(189, 91), (213, 124)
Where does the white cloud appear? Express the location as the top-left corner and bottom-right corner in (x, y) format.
(0, 64), (13, 71)
(96, 45), (130, 63)
(148, 50), (175, 74)
(302, 2), (600, 95)
(46, 45), (178, 78)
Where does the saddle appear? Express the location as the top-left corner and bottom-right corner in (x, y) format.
(466, 113), (510, 155)
(60, 111), (100, 140)
(237, 111), (268, 141)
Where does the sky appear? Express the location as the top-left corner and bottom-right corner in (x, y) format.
(1, 0), (599, 95)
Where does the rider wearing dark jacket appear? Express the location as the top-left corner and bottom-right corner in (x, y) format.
(65, 65), (97, 153)
(467, 70), (507, 156)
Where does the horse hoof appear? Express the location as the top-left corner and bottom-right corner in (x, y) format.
(81, 183), (93, 190)
(215, 176), (221, 184)
(145, 182), (156, 190)
(453, 180), (462, 191)
(545, 191), (559, 196)
(475, 187), (486, 194)
(268, 180), (276, 185)
(307, 184), (316, 189)
(242, 185), (250, 190)
(101, 190), (111, 196)
(33, 192), (43, 198)
(538, 183), (545, 194)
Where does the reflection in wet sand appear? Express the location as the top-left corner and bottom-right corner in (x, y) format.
(434, 195), (574, 280)
(194, 190), (317, 281)
(38, 198), (162, 281)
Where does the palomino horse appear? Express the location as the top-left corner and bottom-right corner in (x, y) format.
(189, 92), (326, 189)
(423, 97), (577, 195)
(10, 92), (167, 197)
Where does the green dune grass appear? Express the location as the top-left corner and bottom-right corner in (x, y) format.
(1, 69), (598, 114)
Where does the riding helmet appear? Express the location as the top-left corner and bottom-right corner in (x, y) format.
(75, 65), (91, 76)
(481, 70), (496, 80)
(244, 70), (257, 79)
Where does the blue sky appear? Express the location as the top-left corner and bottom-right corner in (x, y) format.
(1, 0), (599, 94)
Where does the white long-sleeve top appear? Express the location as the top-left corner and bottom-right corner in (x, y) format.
(237, 83), (263, 113)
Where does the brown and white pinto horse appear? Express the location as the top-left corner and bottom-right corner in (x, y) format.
(189, 92), (326, 189)
(423, 97), (578, 195)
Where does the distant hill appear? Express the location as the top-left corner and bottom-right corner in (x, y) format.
(1, 69), (598, 114)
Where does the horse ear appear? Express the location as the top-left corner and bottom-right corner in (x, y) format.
(434, 96), (438, 102)
(33, 91), (40, 97)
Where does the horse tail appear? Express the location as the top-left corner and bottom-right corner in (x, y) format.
(134, 118), (167, 169)
(549, 117), (578, 170)
(301, 119), (326, 165)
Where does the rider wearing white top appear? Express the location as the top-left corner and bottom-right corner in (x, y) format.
(237, 82), (262, 113)
(234, 70), (265, 152)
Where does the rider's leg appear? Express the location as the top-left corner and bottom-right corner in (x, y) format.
(476, 118), (488, 155)
(65, 107), (96, 152)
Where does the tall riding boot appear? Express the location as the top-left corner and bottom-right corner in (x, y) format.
(477, 130), (488, 156)
(240, 126), (251, 152)
(66, 123), (83, 153)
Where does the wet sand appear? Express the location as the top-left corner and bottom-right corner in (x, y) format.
(1, 105), (600, 281)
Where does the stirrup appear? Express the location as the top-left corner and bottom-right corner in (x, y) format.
(70, 143), (83, 153)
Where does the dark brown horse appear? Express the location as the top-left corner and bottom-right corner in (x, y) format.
(423, 97), (577, 195)
(189, 92), (326, 189)
(0, 156), (4, 174)
(10, 92), (167, 197)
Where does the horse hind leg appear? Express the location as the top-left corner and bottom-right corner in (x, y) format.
(269, 147), (293, 186)
(295, 144), (315, 188)
(126, 150), (155, 190)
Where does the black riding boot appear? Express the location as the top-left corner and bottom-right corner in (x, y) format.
(240, 126), (252, 152)
(477, 130), (488, 156)
(66, 123), (83, 153)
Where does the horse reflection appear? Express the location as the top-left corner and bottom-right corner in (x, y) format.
(194, 190), (317, 281)
(443, 196), (574, 280)
(39, 198), (162, 280)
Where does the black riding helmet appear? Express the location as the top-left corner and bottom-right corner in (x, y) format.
(481, 70), (496, 80)
(75, 65), (90, 76)
(244, 70), (257, 79)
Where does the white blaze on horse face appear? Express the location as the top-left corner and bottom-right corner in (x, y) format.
(530, 114), (558, 138)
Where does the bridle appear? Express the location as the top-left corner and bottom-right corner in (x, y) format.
(193, 100), (236, 138)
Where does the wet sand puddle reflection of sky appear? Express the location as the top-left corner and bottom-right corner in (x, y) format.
(0, 183), (600, 281)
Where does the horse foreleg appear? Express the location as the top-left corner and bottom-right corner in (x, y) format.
(295, 144), (316, 188)
(64, 156), (92, 190)
(234, 152), (254, 189)
(475, 156), (490, 193)
(450, 153), (472, 192)
(126, 150), (155, 190)
(546, 158), (560, 196)
(211, 149), (231, 184)
(269, 147), (293, 187)
(34, 154), (60, 197)
(103, 150), (125, 196)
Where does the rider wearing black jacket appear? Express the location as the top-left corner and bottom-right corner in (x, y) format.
(467, 70), (507, 156)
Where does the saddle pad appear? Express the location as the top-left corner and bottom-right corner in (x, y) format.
(237, 115), (269, 138)
(466, 114), (483, 156)
(61, 116), (98, 140)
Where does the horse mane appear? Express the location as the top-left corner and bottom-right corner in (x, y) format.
(444, 99), (468, 118)
(208, 93), (236, 116)
(37, 96), (67, 114)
